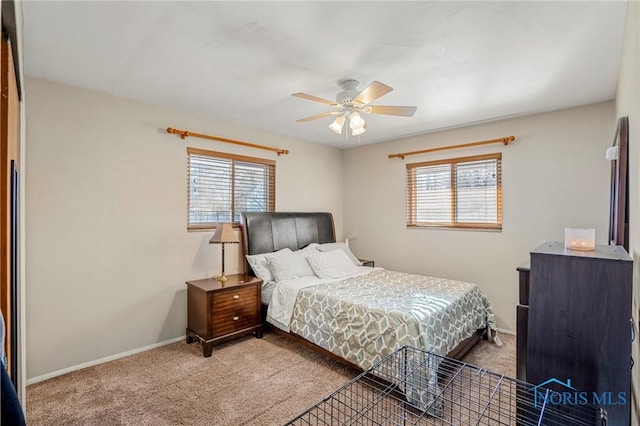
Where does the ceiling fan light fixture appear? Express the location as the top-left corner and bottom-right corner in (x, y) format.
(352, 125), (366, 136)
(329, 115), (346, 134)
(349, 111), (365, 130)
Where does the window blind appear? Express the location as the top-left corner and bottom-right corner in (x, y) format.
(407, 153), (502, 230)
(187, 148), (275, 229)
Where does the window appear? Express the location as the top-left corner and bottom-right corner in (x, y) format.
(187, 148), (275, 230)
(407, 153), (502, 230)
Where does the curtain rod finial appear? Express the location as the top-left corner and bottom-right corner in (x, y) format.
(167, 127), (188, 139)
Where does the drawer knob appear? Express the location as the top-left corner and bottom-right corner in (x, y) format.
(233, 295), (240, 300)
(233, 316), (239, 321)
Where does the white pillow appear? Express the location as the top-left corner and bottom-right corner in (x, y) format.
(245, 248), (292, 284)
(295, 243), (319, 253)
(316, 242), (362, 266)
(306, 249), (359, 279)
(267, 252), (315, 282)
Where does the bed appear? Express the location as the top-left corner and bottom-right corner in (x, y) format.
(241, 212), (498, 370)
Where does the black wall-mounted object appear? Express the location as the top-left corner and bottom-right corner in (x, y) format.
(609, 116), (629, 250)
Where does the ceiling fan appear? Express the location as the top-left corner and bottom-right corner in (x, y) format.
(292, 79), (417, 136)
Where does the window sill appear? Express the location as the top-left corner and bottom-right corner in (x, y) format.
(407, 224), (502, 232)
(187, 223), (242, 232)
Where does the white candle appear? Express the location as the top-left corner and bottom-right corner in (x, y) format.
(565, 228), (595, 251)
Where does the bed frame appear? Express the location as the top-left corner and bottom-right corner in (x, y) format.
(241, 212), (484, 370)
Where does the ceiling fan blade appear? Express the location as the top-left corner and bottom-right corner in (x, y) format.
(296, 111), (342, 122)
(367, 105), (417, 117)
(353, 81), (393, 105)
(292, 92), (338, 106)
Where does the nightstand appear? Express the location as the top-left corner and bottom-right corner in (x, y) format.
(186, 274), (263, 357)
(359, 259), (374, 267)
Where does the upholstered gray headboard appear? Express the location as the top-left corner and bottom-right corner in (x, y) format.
(241, 212), (336, 275)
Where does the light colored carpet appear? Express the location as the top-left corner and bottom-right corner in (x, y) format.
(26, 332), (515, 425)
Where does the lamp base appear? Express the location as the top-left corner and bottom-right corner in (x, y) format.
(216, 274), (228, 283)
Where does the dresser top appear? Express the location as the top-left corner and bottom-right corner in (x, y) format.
(186, 274), (261, 292)
(532, 241), (632, 262)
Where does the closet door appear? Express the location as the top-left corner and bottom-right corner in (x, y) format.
(1, 37), (20, 385)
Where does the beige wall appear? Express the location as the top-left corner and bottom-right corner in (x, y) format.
(616, 1), (640, 424)
(343, 101), (615, 332)
(24, 77), (343, 381)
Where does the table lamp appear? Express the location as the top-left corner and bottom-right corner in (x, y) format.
(209, 223), (239, 282)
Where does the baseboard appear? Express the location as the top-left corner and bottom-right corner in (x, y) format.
(26, 335), (185, 385)
(496, 327), (515, 336)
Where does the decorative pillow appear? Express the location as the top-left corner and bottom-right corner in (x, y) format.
(316, 242), (362, 266)
(267, 252), (315, 282)
(306, 249), (360, 279)
(245, 248), (292, 284)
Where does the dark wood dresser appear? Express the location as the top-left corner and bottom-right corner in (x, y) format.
(186, 274), (263, 357)
(517, 241), (632, 425)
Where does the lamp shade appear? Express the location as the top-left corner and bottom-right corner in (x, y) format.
(352, 125), (366, 136)
(349, 111), (365, 130)
(329, 115), (346, 134)
(209, 223), (238, 244)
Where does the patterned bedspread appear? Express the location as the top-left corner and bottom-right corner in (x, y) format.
(288, 269), (497, 370)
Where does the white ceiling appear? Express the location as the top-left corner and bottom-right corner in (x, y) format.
(22, 1), (627, 148)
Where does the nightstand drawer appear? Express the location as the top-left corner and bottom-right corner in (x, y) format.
(212, 305), (259, 337)
(212, 286), (257, 309)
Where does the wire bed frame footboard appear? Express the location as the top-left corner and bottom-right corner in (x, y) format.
(286, 346), (606, 426)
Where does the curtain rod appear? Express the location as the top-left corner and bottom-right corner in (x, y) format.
(167, 127), (289, 156)
(388, 136), (515, 159)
